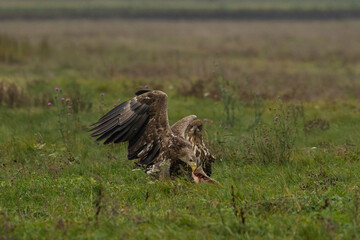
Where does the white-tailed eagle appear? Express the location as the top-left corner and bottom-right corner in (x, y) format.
(89, 90), (216, 183)
(171, 118), (216, 177)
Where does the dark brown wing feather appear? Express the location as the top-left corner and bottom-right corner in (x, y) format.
(89, 90), (169, 167)
(90, 98), (149, 144)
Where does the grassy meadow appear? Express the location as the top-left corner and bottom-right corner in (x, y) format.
(1, 17), (360, 239)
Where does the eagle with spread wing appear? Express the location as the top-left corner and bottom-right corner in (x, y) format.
(89, 90), (216, 183)
(171, 118), (216, 177)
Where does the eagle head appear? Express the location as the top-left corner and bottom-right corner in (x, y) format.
(172, 139), (197, 171)
(186, 119), (203, 140)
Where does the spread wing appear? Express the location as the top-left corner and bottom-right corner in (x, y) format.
(171, 115), (197, 138)
(89, 90), (170, 167)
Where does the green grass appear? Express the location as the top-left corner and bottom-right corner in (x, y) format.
(2, 87), (360, 239)
(1, 19), (360, 239)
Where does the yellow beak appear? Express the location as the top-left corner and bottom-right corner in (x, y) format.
(189, 162), (197, 172)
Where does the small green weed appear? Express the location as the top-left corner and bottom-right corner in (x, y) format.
(241, 102), (298, 164)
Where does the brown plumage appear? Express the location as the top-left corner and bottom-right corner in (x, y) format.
(172, 118), (216, 177)
(89, 90), (216, 183)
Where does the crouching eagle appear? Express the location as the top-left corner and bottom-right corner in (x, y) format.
(89, 90), (216, 183)
(171, 118), (216, 177)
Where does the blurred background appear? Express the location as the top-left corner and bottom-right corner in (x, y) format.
(2, 2), (360, 239)
(0, 0), (359, 106)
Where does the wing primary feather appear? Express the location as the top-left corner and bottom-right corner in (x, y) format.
(120, 115), (148, 142)
(103, 126), (130, 144)
(128, 116), (149, 147)
(90, 101), (128, 126)
(112, 115), (143, 143)
(127, 126), (149, 158)
(89, 117), (119, 136)
(93, 104), (150, 144)
(101, 115), (141, 144)
(92, 103), (132, 127)
(112, 107), (149, 144)
(93, 124), (120, 140)
(91, 112), (137, 138)
(95, 125), (125, 142)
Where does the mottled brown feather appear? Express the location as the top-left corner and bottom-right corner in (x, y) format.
(89, 90), (197, 179)
(172, 118), (216, 177)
